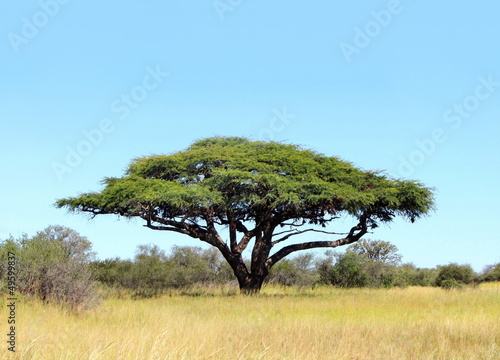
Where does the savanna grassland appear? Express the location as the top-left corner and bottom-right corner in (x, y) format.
(3, 284), (499, 360)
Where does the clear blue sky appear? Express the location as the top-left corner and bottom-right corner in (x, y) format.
(1, 1), (499, 271)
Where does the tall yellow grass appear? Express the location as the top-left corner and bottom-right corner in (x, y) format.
(3, 284), (499, 359)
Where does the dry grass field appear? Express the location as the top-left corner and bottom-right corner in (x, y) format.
(3, 284), (499, 360)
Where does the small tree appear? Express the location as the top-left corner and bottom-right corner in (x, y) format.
(347, 239), (402, 265)
(56, 137), (434, 294)
(346, 239), (403, 287)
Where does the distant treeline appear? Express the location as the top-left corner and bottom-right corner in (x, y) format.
(1, 226), (499, 308)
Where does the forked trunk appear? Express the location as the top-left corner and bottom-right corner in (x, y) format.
(238, 275), (265, 295)
(227, 225), (273, 295)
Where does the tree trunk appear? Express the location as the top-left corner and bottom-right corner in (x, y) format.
(238, 274), (265, 295)
(224, 225), (273, 295)
(235, 225), (273, 294)
(227, 256), (266, 295)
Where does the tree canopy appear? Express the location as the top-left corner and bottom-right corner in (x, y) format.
(348, 239), (402, 265)
(56, 137), (434, 293)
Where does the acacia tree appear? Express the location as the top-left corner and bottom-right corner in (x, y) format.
(56, 137), (434, 293)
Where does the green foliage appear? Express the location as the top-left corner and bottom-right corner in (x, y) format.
(93, 245), (236, 299)
(56, 136), (434, 233)
(363, 261), (397, 288)
(161, 246), (218, 289)
(439, 279), (463, 289)
(88, 241), (489, 294)
(317, 240), (402, 288)
(90, 258), (134, 288)
(391, 263), (438, 287)
(316, 246), (438, 289)
(342, 239), (404, 288)
(266, 253), (318, 287)
(0, 226), (98, 310)
(318, 251), (369, 288)
(348, 239), (402, 265)
(480, 263), (500, 282)
(435, 263), (477, 288)
(128, 244), (170, 298)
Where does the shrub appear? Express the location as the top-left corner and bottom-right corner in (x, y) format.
(129, 244), (171, 298)
(90, 258), (134, 288)
(0, 226), (99, 310)
(480, 263), (500, 282)
(439, 279), (463, 289)
(318, 251), (369, 288)
(362, 260), (396, 288)
(92, 245), (238, 298)
(435, 263), (476, 288)
(267, 253), (317, 287)
(166, 246), (221, 287)
(392, 263), (438, 287)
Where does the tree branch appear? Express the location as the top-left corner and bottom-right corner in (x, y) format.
(144, 222), (193, 236)
(278, 219), (307, 228)
(145, 214), (208, 240)
(267, 238), (351, 268)
(227, 213), (238, 252)
(271, 229), (348, 246)
(266, 213), (370, 268)
(272, 228), (301, 237)
(278, 215), (339, 228)
(235, 229), (256, 253)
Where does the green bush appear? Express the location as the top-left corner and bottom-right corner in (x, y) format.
(92, 244), (238, 298)
(167, 246), (221, 287)
(435, 263), (476, 288)
(480, 263), (500, 282)
(266, 254), (317, 287)
(0, 226), (99, 310)
(439, 279), (463, 289)
(129, 244), (171, 298)
(362, 260), (396, 288)
(392, 263), (438, 287)
(90, 258), (134, 288)
(318, 251), (369, 288)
